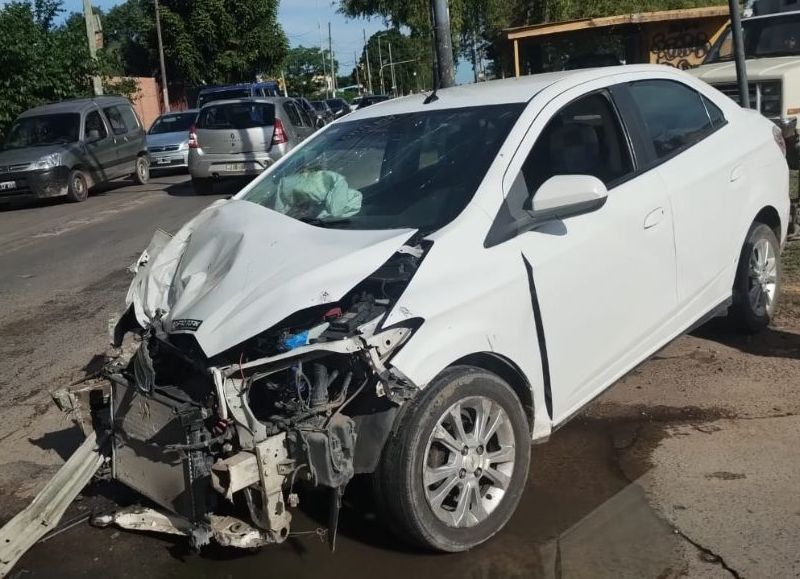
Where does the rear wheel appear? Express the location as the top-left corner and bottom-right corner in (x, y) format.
(133, 155), (150, 185)
(373, 366), (530, 552)
(730, 222), (781, 332)
(65, 170), (88, 202)
(192, 177), (213, 195)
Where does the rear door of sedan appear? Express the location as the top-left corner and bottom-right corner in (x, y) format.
(621, 79), (739, 315)
(500, 78), (678, 421)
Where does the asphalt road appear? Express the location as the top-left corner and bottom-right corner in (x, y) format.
(0, 174), (798, 578)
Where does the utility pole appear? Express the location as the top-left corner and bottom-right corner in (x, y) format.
(431, 0), (455, 88)
(388, 41), (397, 97)
(377, 35), (385, 94)
(471, 28), (479, 83)
(154, 0), (170, 111)
(363, 29), (373, 95)
(354, 51), (362, 95)
(319, 22), (329, 99)
(82, 0), (103, 96)
(328, 22), (337, 97)
(728, 0), (750, 108)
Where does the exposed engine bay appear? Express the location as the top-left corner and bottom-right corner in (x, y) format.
(53, 201), (429, 550)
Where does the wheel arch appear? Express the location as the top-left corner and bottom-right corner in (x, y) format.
(448, 352), (535, 433)
(753, 204), (782, 242)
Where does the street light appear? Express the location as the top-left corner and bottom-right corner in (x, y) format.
(379, 58), (416, 97)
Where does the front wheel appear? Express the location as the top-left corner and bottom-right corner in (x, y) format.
(133, 155), (150, 185)
(373, 366), (531, 552)
(730, 222), (781, 332)
(65, 169), (88, 202)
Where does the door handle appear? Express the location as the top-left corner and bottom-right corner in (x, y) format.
(643, 207), (665, 229)
(730, 165), (744, 182)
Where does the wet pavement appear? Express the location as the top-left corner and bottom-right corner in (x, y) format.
(14, 417), (686, 579)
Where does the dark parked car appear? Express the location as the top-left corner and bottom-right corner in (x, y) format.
(294, 97), (325, 128)
(326, 97), (352, 119)
(311, 100), (335, 124)
(354, 94), (391, 109)
(0, 96), (149, 203)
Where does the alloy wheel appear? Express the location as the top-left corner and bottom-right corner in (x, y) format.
(748, 237), (778, 317)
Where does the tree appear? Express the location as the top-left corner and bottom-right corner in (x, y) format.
(361, 29), (431, 96)
(0, 1), (95, 139)
(283, 46), (336, 97)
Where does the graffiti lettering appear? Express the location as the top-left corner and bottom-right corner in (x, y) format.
(650, 25), (712, 69)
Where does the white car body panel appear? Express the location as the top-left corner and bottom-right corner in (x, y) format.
(129, 65), (789, 441)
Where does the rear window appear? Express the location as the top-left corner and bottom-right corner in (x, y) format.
(197, 88), (252, 107)
(197, 103), (276, 130)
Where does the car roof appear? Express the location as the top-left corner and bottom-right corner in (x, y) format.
(345, 65), (690, 119)
(198, 97), (291, 109)
(19, 96), (131, 117)
(198, 82), (279, 94)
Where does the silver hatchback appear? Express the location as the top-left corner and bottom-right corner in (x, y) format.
(188, 97), (316, 194)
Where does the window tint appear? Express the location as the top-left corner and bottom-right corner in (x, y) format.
(628, 80), (716, 159)
(103, 106), (126, 135)
(84, 110), (108, 140)
(522, 92), (633, 194)
(197, 103), (276, 129)
(118, 105), (141, 133)
(284, 102), (303, 127)
(295, 101), (313, 127)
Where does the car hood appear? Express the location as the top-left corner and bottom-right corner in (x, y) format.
(0, 144), (70, 166)
(689, 56), (800, 82)
(146, 132), (188, 148)
(127, 199), (416, 357)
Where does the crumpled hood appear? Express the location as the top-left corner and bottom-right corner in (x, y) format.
(127, 199), (416, 357)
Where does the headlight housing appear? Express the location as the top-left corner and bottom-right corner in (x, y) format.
(759, 81), (782, 118)
(31, 152), (61, 171)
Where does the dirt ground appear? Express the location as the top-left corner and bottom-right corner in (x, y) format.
(0, 180), (798, 578)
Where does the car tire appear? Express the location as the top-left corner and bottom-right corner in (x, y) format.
(65, 169), (89, 203)
(373, 365), (530, 552)
(133, 155), (150, 185)
(730, 222), (781, 332)
(192, 177), (214, 195)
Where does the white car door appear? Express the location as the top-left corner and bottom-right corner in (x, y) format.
(499, 86), (678, 422)
(625, 79), (740, 317)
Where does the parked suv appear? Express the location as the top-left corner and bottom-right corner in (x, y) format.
(690, 10), (800, 167)
(0, 96), (149, 203)
(188, 97), (315, 194)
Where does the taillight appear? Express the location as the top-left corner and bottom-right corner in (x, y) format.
(188, 124), (199, 149)
(271, 118), (288, 146)
(773, 125), (786, 157)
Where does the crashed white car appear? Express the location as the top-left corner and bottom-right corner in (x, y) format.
(46, 65), (789, 554)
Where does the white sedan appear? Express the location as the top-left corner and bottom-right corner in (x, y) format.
(57, 65), (790, 556)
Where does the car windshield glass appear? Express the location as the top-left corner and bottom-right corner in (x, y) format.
(2, 113), (80, 149)
(242, 104), (523, 233)
(197, 103), (276, 129)
(149, 112), (196, 134)
(198, 88), (251, 107)
(705, 15), (800, 62)
(311, 101), (325, 110)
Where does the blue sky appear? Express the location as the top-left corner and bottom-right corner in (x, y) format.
(41, 0), (473, 84)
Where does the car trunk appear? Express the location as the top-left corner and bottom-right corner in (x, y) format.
(196, 102), (275, 154)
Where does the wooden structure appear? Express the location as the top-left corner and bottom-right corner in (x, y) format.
(505, 6), (731, 76)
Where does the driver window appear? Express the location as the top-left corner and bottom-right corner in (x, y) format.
(84, 110), (108, 141)
(521, 92), (633, 195)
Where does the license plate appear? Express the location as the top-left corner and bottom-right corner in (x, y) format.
(0, 181), (16, 191)
(225, 163), (245, 172)
(156, 157), (175, 165)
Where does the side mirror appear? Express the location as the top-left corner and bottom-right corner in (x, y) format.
(530, 175), (608, 222)
(315, 117), (325, 129)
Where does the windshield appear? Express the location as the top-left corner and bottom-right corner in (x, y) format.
(242, 104), (523, 233)
(705, 15), (800, 62)
(149, 112), (197, 134)
(197, 88), (252, 107)
(3, 113), (80, 150)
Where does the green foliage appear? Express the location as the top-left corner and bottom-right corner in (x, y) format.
(283, 45), (336, 97)
(0, 0), (94, 139)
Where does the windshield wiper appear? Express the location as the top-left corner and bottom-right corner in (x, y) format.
(297, 216), (352, 227)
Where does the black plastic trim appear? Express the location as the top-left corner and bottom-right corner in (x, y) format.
(522, 254), (552, 419)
